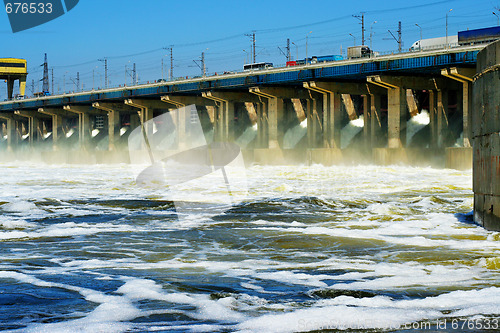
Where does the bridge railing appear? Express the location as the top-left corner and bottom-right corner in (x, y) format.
(0, 44), (484, 103)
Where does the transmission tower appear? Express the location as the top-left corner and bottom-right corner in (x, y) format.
(286, 38), (291, 61)
(245, 31), (256, 63)
(353, 13), (366, 46)
(278, 38), (292, 62)
(388, 21), (403, 52)
(133, 63), (137, 84)
(162, 46), (174, 80)
(167, 47), (173, 80)
(201, 52), (206, 76)
(42, 53), (49, 94)
(98, 58), (108, 88)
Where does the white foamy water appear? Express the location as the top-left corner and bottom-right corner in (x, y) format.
(0, 162), (498, 332)
(340, 115), (364, 149)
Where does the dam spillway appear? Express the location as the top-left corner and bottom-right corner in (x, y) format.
(0, 46), (483, 168)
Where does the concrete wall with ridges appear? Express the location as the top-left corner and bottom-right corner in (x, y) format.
(473, 40), (500, 231)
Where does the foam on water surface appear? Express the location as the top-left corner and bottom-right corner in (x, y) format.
(0, 162), (498, 332)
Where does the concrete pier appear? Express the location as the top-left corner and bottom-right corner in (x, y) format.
(0, 45), (483, 168)
(473, 40), (500, 231)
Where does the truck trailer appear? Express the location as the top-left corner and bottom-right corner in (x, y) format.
(347, 46), (372, 59)
(458, 26), (500, 45)
(409, 36), (458, 51)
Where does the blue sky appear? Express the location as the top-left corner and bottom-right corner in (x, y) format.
(1, 0), (499, 98)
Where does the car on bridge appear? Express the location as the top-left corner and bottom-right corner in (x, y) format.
(243, 62), (273, 71)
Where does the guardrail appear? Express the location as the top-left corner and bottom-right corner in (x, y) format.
(0, 44), (485, 106)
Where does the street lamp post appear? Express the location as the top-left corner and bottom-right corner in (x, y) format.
(243, 49), (249, 64)
(291, 42), (298, 61)
(415, 23), (422, 51)
(370, 21), (377, 50)
(349, 33), (356, 46)
(493, 11), (499, 26)
(306, 31), (312, 63)
(63, 71), (68, 94)
(446, 9), (453, 49)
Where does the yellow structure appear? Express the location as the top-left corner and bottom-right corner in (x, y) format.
(0, 58), (27, 100)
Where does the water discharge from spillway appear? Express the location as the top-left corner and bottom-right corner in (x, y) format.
(0, 106), (498, 332)
(407, 109), (430, 146)
(0, 162), (499, 332)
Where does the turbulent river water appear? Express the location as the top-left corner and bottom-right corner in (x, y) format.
(0, 162), (499, 332)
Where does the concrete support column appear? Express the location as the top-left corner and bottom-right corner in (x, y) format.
(80, 113), (91, 148)
(305, 81), (383, 149)
(429, 90), (437, 148)
(63, 105), (94, 150)
(303, 82), (345, 149)
(306, 97), (322, 148)
(462, 81), (472, 147)
(125, 99), (166, 138)
(267, 97), (283, 149)
(363, 95), (371, 148)
(93, 102), (135, 151)
(224, 102), (235, 141)
(249, 87), (287, 149)
(0, 114), (20, 151)
(441, 67), (474, 147)
(303, 84), (325, 148)
(328, 92), (342, 148)
(7, 80), (14, 100)
(38, 108), (71, 150)
(14, 110), (49, 148)
(161, 94), (219, 145)
(6, 118), (16, 151)
(367, 76), (408, 148)
(255, 102), (267, 148)
(160, 97), (188, 150)
(29, 117), (40, 146)
(201, 92), (237, 142)
(108, 110), (121, 151)
(160, 96), (189, 149)
(19, 77), (26, 97)
(387, 87), (407, 148)
(437, 89), (449, 148)
(370, 94), (384, 148)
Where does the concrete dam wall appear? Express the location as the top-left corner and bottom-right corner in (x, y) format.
(473, 40), (500, 231)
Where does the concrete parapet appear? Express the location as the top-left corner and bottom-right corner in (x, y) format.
(40, 150), (130, 164)
(473, 40), (500, 231)
(373, 148), (408, 165)
(251, 148), (306, 165)
(95, 151), (130, 164)
(373, 148), (445, 167)
(253, 148), (286, 165)
(445, 147), (472, 170)
(307, 148), (343, 166)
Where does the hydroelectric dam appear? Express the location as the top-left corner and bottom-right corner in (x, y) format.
(0, 45), (483, 168)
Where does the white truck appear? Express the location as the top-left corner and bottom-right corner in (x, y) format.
(409, 35), (458, 51)
(347, 46), (372, 59)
